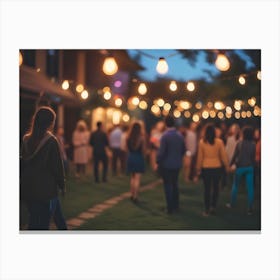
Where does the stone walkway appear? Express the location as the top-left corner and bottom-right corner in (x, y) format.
(60, 179), (162, 230)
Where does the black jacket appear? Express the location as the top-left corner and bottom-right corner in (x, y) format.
(20, 132), (65, 202)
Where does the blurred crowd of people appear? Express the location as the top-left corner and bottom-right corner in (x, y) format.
(20, 106), (261, 230)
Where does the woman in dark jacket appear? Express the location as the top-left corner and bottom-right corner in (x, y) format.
(20, 106), (67, 230)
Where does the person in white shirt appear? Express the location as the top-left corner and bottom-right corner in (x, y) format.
(109, 125), (123, 176)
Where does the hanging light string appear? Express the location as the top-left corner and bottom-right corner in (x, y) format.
(136, 50), (180, 60)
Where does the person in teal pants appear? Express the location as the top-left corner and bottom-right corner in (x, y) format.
(227, 126), (256, 215)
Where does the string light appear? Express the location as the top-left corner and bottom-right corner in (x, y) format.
(257, 70), (261, 80)
(115, 97), (123, 107)
(192, 114), (200, 122)
(139, 100), (148, 110)
(138, 83), (147, 95)
(235, 112), (241, 119)
(81, 90), (88, 100)
(156, 98), (165, 107)
(131, 96), (140, 106)
(195, 101), (202, 109)
(76, 84), (84, 93)
(186, 81), (195, 92)
(238, 75), (246, 85)
(163, 103), (171, 111)
(173, 109), (181, 118)
(215, 53), (230, 71)
(62, 80), (69, 90)
(209, 110), (216, 118)
(156, 57), (168, 74)
(226, 106), (233, 115)
(19, 51), (23, 66)
(214, 101), (225, 110)
(169, 81), (177, 92)
(102, 56), (118, 75)
(151, 104), (160, 115)
(184, 111), (191, 118)
(234, 100), (242, 111)
(248, 97), (256, 107)
(246, 111), (252, 118)
(217, 112), (224, 119)
(202, 110), (209, 119)
(122, 114), (130, 122)
(103, 89), (112, 100)
(207, 102), (213, 108)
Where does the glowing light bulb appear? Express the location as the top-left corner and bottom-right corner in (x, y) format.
(202, 110), (209, 119)
(257, 71), (261, 80)
(103, 90), (111, 100)
(217, 112), (224, 119)
(156, 57), (168, 74)
(235, 112), (241, 119)
(81, 90), (88, 100)
(138, 83), (147, 95)
(102, 56), (118, 75)
(239, 75), (246, 85)
(163, 103), (171, 111)
(19, 51), (23, 66)
(131, 96), (140, 106)
(214, 101), (225, 110)
(248, 97), (256, 107)
(76, 84), (84, 93)
(122, 114), (130, 122)
(186, 82), (195, 92)
(234, 100), (242, 111)
(192, 114), (200, 123)
(246, 111), (252, 118)
(139, 100), (148, 110)
(62, 80), (69, 90)
(184, 111), (191, 118)
(169, 81), (177, 92)
(215, 53), (230, 71)
(210, 110), (216, 118)
(173, 109), (181, 118)
(157, 98), (164, 107)
(180, 101), (191, 110)
(195, 101), (202, 109)
(151, 105), (160, 115)
(115, 97), (122, 107)
(226, 106), (233, 114)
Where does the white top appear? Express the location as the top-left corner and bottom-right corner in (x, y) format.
(185, 130), (197, 155)
(109, 127), (122, 148)
(225, 135), (238, 162)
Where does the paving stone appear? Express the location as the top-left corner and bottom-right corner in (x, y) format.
(66, 218), (85, 227)
(78, 212), (98, 219)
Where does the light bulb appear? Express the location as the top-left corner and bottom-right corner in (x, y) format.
(157, 98), (164, 107)
(186, 82), (195, 92)
(122, 114), (130, 122)
(215, 53), (230, 71)
(257, 71), (261, 80)
(19, 51), (23, 66)
(173, 110), (181, 118)
(102, 56), (118, 75)
(214, 101), (225, 110)
(76, 84), (84, 93)
(192, 114), (200, 123)
(163, 103), (171, 111)
(156, 57), (168, 74)
(139, 100), (148, 110)
(169, 81), (177, 92)
(138, 83), (147, 95)
(103, 90), (111, 100)
(202, 110), (209, 119)
(62, 80), (69, 90)
(81, 90), (88, 100)
(115, 97), (122, 107)
(239, 75), (246, 85)
(131, 96), (140, 106)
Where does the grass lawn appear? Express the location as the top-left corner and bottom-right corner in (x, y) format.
(20, 162), (261, 231)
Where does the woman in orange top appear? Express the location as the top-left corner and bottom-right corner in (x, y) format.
(196, 123), (229, 216)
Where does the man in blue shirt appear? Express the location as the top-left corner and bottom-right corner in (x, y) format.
(156, 115), (186, 214)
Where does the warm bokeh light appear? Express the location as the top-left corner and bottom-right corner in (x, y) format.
(234, 100), (242, 111)
(235, 112), (241, 119)
(151, 104), (161, 115)
(102, 56), (118, 75)
(207, 101), (213, 108)
(214, 101), (225, 110)
(103, 90), (111, 100)
(122, 114), (130, 122)
(19, 51), (23, 66)
(246, 111), (252, 118)
(112, 111), (121, 125)
(76, 84), (84, 93)
(257, 70), (261, 80)
(238, 75), (246, 85)
(139, 100), (148, 110)
(248, 97), (256, 107)
(226, 113), (231, 119)
(209, 110), (216, 118)
(115, 97), (122, 107)
(114, 80), (122, 88)
(131, 96), (140, 106)
(173, 109), (181, 118)
(156, 57), (168, 74)
(217, 112), (224, 119)
(180, 101), (191, 110)
(62, 80), (69, 90)
(226, 106), (233, 115)
(81, 90), (88, 100)
(184, 111), (191, 118)
(163, 103), (171, 111)
(169, 81), (177, 92)
(157, 98), (165, 107)
(241, 111), (247, 118)
(253, 106), (261, 116)
(195, 101), (202, 109)
(215, 53), (230, 71)
(192, 114), (200, 122)
(186, 81), (195, 92)
(202, 110), (209, 119)
(138, 83), (147, 95)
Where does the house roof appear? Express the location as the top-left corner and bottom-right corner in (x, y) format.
(20, 65), (79, 105)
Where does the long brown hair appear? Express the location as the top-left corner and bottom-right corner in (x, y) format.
(203, 123), (215, 145)
(127, 122), (143, 150)
(25, 106), (56, 152)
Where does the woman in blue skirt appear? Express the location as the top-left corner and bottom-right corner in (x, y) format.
(126, 121), (146, 203)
